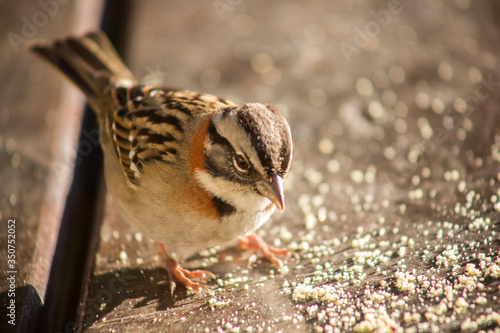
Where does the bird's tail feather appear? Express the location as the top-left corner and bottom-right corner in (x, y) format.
(30, 31), (136, 113)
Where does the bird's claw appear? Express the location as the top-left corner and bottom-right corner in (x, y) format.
(158, 243), (215, 294)
(239, 233), (298, 269)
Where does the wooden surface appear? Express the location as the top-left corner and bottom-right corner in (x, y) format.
(0, 1), (87, 332)
(0, 1), (105, 332)
(2, 1), (500, 332)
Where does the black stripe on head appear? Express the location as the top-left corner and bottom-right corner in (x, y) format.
(268, 104), (292, 176)
(279, 140), (292, 176)
(237, 104), (292, 177)
(205, 121), (234, 177)
(236, 106), (273, 174)
(208, 122), (232, 148)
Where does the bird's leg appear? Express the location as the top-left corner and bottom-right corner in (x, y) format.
(157, 243), (215, 294)
(239, 233), (298, 269)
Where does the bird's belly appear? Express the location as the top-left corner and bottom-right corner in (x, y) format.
(113, 196), (274, 248)
(103, 150), (275, 248)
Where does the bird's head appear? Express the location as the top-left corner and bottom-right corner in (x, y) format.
(195, 103), (292, 213)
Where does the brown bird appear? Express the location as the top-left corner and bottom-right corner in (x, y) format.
(31, 31), (296, 293)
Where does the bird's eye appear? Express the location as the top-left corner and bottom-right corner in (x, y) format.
(233, 153), (250, 172)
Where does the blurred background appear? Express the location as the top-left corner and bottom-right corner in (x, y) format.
(1, 0), (500, 332)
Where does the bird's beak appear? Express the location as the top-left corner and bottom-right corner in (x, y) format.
(256, 174), (285, 211)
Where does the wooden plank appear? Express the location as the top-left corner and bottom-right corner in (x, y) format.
(69, 1), (500, 332)
(0, 1), (82, 332)
(0, 1), (105, 332)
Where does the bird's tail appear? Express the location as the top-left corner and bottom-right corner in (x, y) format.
(30, 31), (137, 113)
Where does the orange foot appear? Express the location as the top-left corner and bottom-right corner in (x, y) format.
(239, 233), (299, 269)
(157, 243), (215, 294)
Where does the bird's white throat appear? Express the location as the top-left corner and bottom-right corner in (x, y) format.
(194, 169), (270, 212)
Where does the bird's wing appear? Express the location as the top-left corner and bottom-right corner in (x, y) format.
(107, 85), (236, 186)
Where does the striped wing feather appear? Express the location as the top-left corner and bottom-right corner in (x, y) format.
(108, 85), (236, 186)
